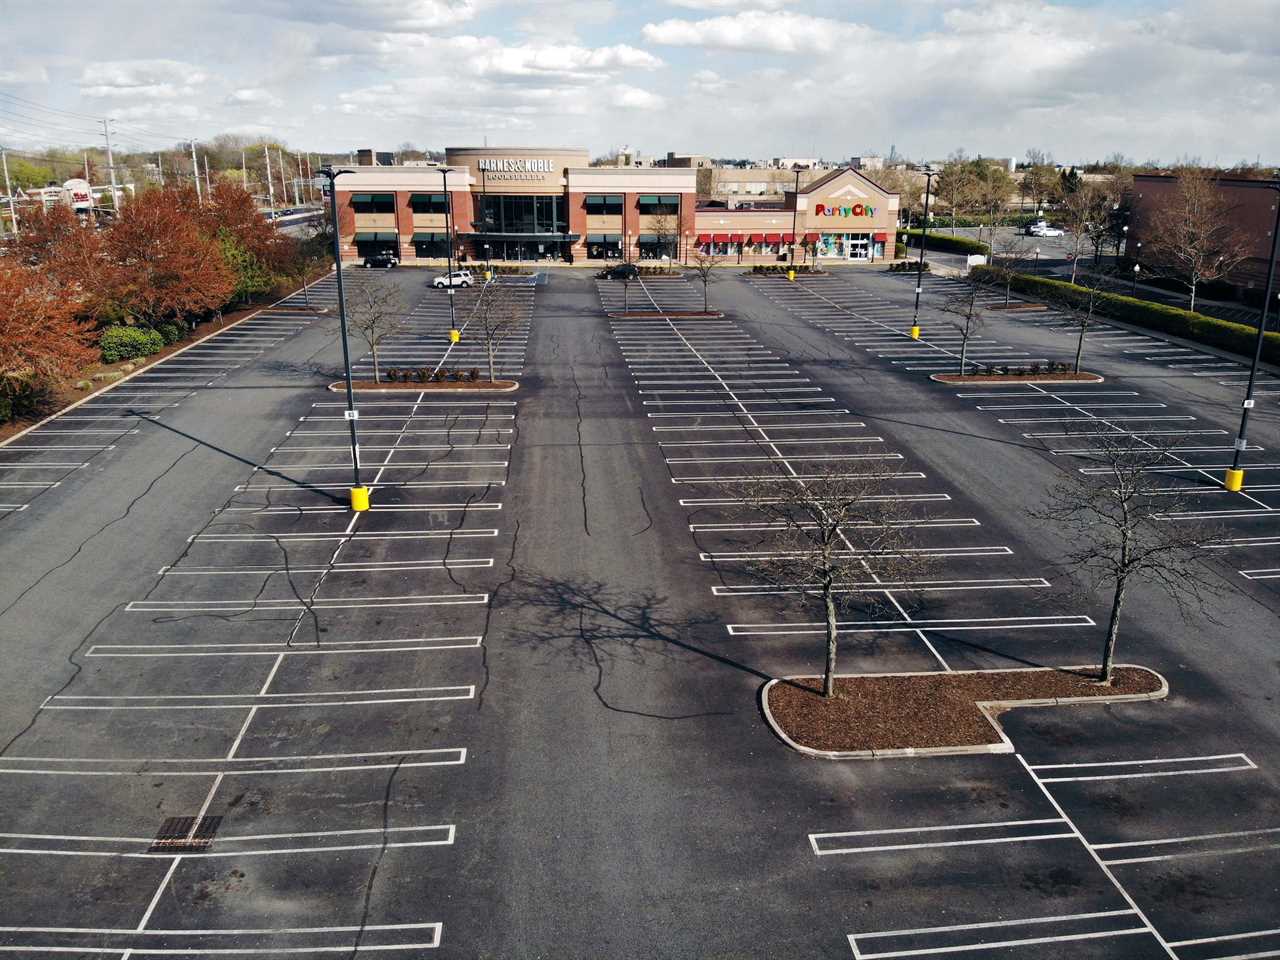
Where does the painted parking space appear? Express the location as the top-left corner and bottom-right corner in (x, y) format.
(0, 269), (535, 956)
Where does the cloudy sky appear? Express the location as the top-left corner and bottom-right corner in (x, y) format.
(1, 0), (1277, 165)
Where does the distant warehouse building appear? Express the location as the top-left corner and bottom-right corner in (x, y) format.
(333, 146), (898, 266)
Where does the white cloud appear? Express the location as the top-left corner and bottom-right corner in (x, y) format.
(612, 85), (666, 110)
(690, 68), (729, 92)
(79, 59), (208, 99)
(225, 88), (284, 108)
(250, 0), (484, 32)
(641, 11), (873, 53)
(0, 62), (49, 84)
(665, 0), (794, 8)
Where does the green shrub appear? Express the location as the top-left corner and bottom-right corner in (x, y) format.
(887, 260), (930, 273)
(156, 323), (183, 345)
(898, 229), (990, 257)
(972, 267), (1280, 365)
(0, 376), (55, 424)
(100, 326), (164, 363)
(894, 243), (908, 259)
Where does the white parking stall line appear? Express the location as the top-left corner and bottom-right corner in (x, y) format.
(1091, 825), (1280, 866)
(45, 686), (477, 710)
(189, 529), (498, 542)
(157, 559), (493, 575)
(0, 922), (443, 953)
(810, 818), (1071, 855)
(728, 614), (1094, 636)
(86, 636), (484, 658)
(1169, 927), (1280, 960)
(1029, 753), (1256, 782)
(0, 747), (467, 776)
(125, 593), (489, 612)
(713, 577), (1050, 597)
(846, 910), (1149, 960)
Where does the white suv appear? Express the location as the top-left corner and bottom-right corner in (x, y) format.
(432, 270), (474, 289)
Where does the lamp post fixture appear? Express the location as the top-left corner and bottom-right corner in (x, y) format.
(1132, 263), (1141, 295)
(315, 165), (368, 511)
(1120, 223), (1129, 259)
(911, 168), (938, 331)
(1224, 177), (1280, 493)
(1034, 246), (1041, 275)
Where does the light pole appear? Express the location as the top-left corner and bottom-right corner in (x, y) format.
(1119, 223), (1128, 259)
(442, 168), (457, 333)
(1224, 178), (1280, 493)
(1132, 263), (1141, 295)
(789, 166), (801, 269)
(910, 168), (937, 336)
(1034, 246), (1041, 275)
(316, 165), (368, 512)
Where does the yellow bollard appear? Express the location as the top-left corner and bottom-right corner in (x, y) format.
(449, 329), (461, 344)
(350, 486), (370, 512)
(787, 268), (796, 282)
(910, 325), (921, 340)
(1224, 468), (1244, 492)
(484, 269), (493, 281)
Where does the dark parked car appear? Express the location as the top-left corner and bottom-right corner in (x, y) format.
(363, 252), (399, 269)
(597, 263), (638, 280)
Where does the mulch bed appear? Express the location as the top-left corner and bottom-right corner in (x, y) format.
(767, 666), (1162, 753)
(338, 380), (517, 392)
(609, 310), (723, 319)
(932, 372), (1102, 383)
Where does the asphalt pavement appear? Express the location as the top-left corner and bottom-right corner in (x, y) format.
(0, 263), (1277, 958)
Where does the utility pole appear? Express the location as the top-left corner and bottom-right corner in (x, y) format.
(203, 154), (211, 195)
(190, 140), (202, 203)
(157, 154), (164, 187)
(84, 153), (90, 182)
(2, 148), (18, 237)
(103, 119), (120, 213)
(294, 152), (303, 205)
(241, 149), (248, 189)
(264, 145), (275, 220)
(277, 149), (287, 206)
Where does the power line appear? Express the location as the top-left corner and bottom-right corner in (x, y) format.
(0, 105), (101, 138)
(0, 91), (103, 123)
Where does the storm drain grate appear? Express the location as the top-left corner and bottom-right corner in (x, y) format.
(150, 816), (222, 853)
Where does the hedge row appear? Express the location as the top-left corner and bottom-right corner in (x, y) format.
(973, 267), (1280, 365)
(905, 213), (1046, 229)
(750, 264), (822, 274)
(898, 228), (991, 257)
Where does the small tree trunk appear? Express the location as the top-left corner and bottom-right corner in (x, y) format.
(1074, 323), (1086, 373)
(822, 587), (840, 699)
(1100, 576), (1126, 683)
(1189, 281), (1197, 313)
(371, 345), (380, 384)
(487, 340), (497, 384)
(703, 279), (709, 313)
(1070, 253), (1079, 285)
(959, 333), (969, 375)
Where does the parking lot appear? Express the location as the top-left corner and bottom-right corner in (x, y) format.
(0, 266), (1277, 957)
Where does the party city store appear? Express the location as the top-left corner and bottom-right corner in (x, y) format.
(694, 167), (898, 264)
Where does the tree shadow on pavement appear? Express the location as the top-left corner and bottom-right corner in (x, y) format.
(501, 574), (802, 719)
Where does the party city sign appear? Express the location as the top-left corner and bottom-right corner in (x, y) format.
(814, 202), (876, 218)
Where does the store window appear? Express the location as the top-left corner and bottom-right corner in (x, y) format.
(477, 195), (566, 234)
(584, 194), (623, 216)
(637, 194), (680, 215)
(638, 233), (677, 260)
(350, 193), (395, 214)
(353, 231), (399, 257)
(410, 193), (449, 214)
(586, 233), (623, 259)
(412, 232), (451, 258)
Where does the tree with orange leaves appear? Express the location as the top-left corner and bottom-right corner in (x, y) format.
(12, 204), (81, 265)
(104, 188), (235, 328)
(0, 258), (97, 421)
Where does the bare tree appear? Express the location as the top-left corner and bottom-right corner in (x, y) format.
(939, 273), (987, 375)
(471, 279), (524, 383)
(688, 250), (724, 313)
(990, 232), (1037, 306)
(724, 462), (929, 698)
(648, 211), (678, 271)
(1059, 182), (1111, 284)
(347, 279), (404, 383)
(1144, 168), (1249, 312)
(1032, 428), (1221, 683)
(1063, 269), (1111, 374)
(972, 162), (1015, 249)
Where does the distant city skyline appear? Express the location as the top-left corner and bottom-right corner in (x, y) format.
(1, 0), (1276, 166)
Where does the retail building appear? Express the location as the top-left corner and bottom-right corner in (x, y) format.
(333, 146), (897, 266)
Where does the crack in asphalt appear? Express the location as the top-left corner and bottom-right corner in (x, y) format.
(571, 365), (591, 537)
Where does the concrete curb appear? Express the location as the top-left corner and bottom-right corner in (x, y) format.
(928, 373), (1105, 385)
(760, 664), (1168, 761)
(0, 272), (333, 450)
(326, 381), (520, 394)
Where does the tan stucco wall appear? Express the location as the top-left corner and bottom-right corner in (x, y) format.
(354, 213), (396, 229)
